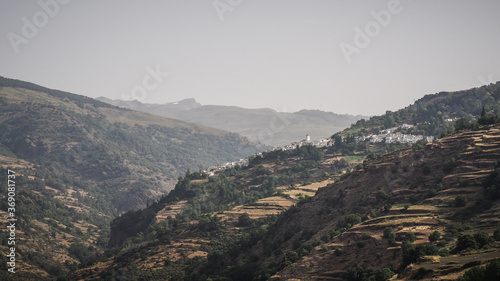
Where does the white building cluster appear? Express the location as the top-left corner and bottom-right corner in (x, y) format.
(203, 158), (250, 177)
(202, 125), (433, 177)
(278, 136), (332, 152)
(202, 135), (332, 176)
(356, 125), (433, 144)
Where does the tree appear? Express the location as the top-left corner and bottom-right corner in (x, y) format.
(455, 118), (477, 131)
(375, 267), (395, 281)
(456, 259), (500, 281)
(383, 227), (393, 239)
(456, 234), (478, 251)
(404, 232), (417, 243)
(343, 214), (361, 228)
(237, 213), (252, 227)
(285, 251), (299, 263)
(428, 231), (440, 243)
(473, 231), (493, 248)
(383, 204), (392, 213)
(376, 190), (388, 202)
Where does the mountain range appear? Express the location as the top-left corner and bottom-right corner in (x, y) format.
(1, 77), (500, 280)
(96, 97), (367, 147)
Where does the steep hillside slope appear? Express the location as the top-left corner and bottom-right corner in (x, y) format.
(71, 123), (500, 280)
(0, 77), (265, 213)
(68, 145), (357, 280)
(336, 82), (500, 138)
(97, 97), (366, 147)
(0, 77), (265, 279)
(269, 124), (500, 280)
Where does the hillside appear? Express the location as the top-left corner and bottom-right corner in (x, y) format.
(70, 122), (500, 280)
(336, 82), (500, 139)
(327, 82), (500, 160)
(0, 77), (266, 279)
(97, 97), (367, 147)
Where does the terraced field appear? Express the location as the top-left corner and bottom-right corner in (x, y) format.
(220, 180), (333, 222)
(271, 124), (500, 280)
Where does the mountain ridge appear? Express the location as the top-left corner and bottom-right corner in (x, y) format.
(96, 97), (367, 147)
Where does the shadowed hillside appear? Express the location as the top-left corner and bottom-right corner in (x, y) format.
(0, 77), (266, 279)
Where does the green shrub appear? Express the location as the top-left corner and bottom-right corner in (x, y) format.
(329, 229), (341, 239)
(456, 259), (500, 281)
(342, 214), (361, 228)
(383, 227), (393, 239)
(473, 231), (493, 249)
(376, 190), (388, 202)
(493, 227), (500, 241)
(383, 204), (392, 213)
(237, 213), (252, 227)
(429, 231), (441, 243)
(285, 251), (299, 263)
(401, 241), (438, 266)
(404, 232), (417, 243)
(345, 265), (394, 281)
(455, 234), (478, 251)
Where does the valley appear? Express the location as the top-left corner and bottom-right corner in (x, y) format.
(1, 78), (500, 280)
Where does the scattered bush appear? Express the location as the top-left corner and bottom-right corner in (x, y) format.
(455, 234), (478, 252)
(429, 231), (441, 243)
(456, 259), (500, 281)
(285, 251), (299, 263)
(401, 241), (438, 266)
(473, 231), (493, 249)
(237, 213), (253, 227)
(342, 214), (362, 228)
(383, 227), (393, 239)
(404, 232), (417, 243)
(383, 204), (392, 213)
(345, 265), (394, 281)
(376, 190), (388, 202)
(321, 244), (328, 252)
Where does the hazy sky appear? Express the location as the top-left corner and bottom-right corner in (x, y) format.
(1, 0), (500, 116)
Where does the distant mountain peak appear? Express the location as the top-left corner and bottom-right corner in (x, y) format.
(164, 98), (201, 110)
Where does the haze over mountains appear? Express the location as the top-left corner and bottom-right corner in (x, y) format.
(97, 97), (367, 147)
